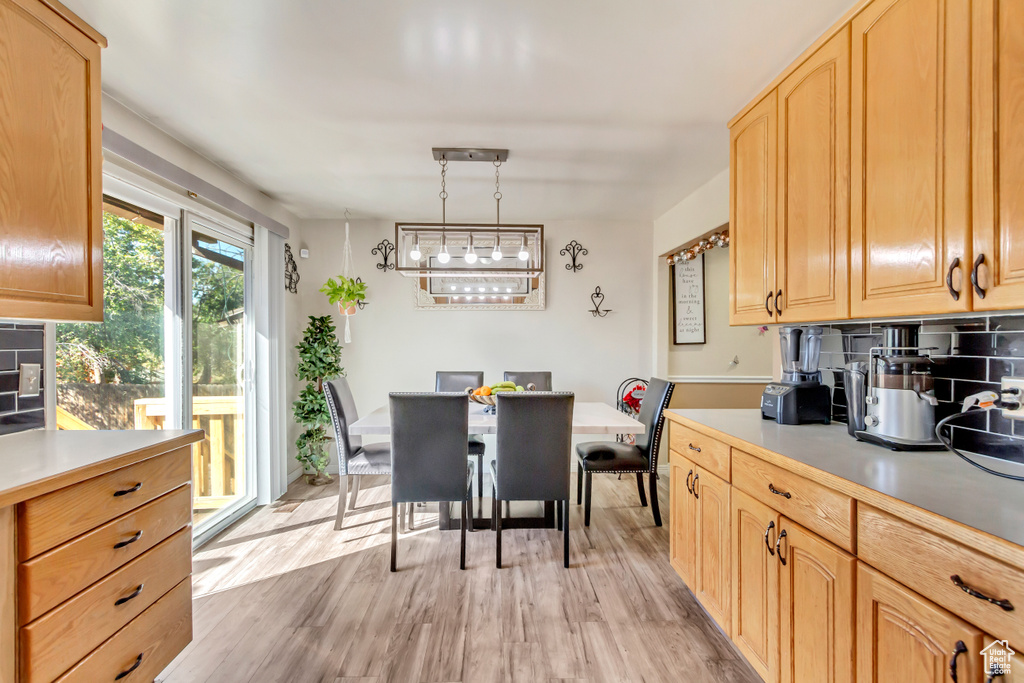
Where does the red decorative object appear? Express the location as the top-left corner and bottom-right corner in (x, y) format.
(623, 383), (645, 413)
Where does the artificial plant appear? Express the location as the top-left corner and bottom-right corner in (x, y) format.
(320, 275), (368, 313)
(293, 315), (343, 484)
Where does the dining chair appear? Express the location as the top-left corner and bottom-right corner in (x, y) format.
(323, 376), (409, 531)
(435, 371), (487, 519)
(389, 393), (474, 572)
(491, 391), (574, 568)
(575, 377), (674, 527)
(503, 371), (552, 391)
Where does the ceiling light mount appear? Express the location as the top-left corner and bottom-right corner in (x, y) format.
(432, 148), (509, 163)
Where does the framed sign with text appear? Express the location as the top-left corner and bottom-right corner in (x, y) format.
(671, 254), (706, 345)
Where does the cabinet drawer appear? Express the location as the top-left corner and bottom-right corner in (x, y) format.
(19, 485), (191, 624)
(669, 423), (731, 482)
(19, 447), (190, 560)
(20, 527), (192, 683)
(859, 505), (1024, 648)
(732, 449), (854, 553)
(55, 577), (192, 683)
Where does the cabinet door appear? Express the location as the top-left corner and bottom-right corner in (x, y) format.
(694, 466), (731, 635)
(669, 452), (698, 588)
(731, 489), (779, 683)
(730, 91), (778, 326)
(971, 0), (1024, 310)
(0, 0), (103, 321)
(776, 29), (850, 323)
(778, 519), (854, 683)
(850, 0), (971, 317)
(857, 563), (984, 683)
(982, 634), (1022, 682)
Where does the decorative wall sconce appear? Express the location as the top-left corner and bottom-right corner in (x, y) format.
(561, 240), (587, 272)
(372, 238), (395, 271)
(355, 277), (368, 309)
(589, 286), (611, 317)
(284, 243), (299, 294)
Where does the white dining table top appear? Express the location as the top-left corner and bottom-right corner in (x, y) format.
(349, 401), (645, 436)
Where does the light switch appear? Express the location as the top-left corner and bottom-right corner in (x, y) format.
(19, 363), (40, 398)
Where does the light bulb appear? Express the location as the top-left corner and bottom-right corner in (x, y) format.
(518, 235), (529, 261)
(491, 236), (503, 261)
(409, 236), (422, 261)
(437, 233), (450, 263)
(464, 234), (478, 264)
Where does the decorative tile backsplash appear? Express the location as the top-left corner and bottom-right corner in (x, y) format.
(0, 322), (45, 436)
(817, 314), (1024, 464)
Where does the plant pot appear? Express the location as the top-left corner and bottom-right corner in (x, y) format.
(305, 469), (332, 486)
(338, 303), (357, 316)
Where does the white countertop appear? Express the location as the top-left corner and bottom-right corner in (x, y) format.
(350, 401), (645, 435)
(667, 409), (1024, 549)
(0, 429), (203, 507)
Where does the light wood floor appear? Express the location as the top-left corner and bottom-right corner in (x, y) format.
(159, 472), (761, 683)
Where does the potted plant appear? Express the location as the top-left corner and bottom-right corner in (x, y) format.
(293, 315), (343, 485)
(320, 275), (368, 316)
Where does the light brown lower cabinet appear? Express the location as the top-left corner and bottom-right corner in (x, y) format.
(731, 488), (855, 683)
(857, 563), (984, 683)
(670, 451), (697, 588)
(694, 465), (731, 635)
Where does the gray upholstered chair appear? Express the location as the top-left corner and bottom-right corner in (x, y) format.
(575, 377), (674, 527)
(435, 371), (487, 518)
(503, 371), (552, 391)
(389, 393), (474, 572)
(490, 392), (574, 568)
(323, 376), (405, 531)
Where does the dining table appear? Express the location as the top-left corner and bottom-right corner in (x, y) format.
(349, 400), (645, 530)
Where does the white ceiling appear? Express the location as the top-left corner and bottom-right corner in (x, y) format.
(64, 0), (853, 222)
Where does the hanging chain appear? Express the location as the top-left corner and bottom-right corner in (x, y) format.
(493, 159), (502, 225)
(438, 157), (448, 224)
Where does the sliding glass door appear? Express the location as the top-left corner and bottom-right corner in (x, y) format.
(185, 214), (256, 533)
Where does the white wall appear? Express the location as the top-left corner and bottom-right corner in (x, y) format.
(293, 218), (654, 477)
(652, 168), (773, 380)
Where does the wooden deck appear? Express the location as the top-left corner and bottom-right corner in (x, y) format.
(159, 472), (759, 682)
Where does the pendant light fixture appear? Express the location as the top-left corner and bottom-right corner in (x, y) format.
(395, 148), (544, 279)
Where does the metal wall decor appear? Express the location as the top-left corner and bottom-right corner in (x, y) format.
(561, 240), (587, 272)
(589, 286), (612, 317)
(355, 277), (368, 309)
(372, 238), (395, 271)
(284, 243), (299, 294)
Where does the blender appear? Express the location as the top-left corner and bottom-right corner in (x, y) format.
(761, 326), (832, 425)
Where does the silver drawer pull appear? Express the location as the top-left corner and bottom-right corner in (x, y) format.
(688, 443), (701, 453)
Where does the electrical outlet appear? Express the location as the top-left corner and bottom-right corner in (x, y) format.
(18, 363), (40, 398)
(1000, 376), (1024, 419)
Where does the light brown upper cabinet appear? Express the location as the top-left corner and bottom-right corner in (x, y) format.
(849, 0), (972, 318)
(730, 92), (777, 325)
(971, 0), (1024, 311)
(775, 28), (850, 323)
(0, 0), (105, 321)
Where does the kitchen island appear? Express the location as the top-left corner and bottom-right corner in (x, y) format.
(0, 428), (202, 683)
(664, 408), (1024, 682)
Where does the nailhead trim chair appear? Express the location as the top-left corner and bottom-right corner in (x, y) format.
(575, 377), (674, 527)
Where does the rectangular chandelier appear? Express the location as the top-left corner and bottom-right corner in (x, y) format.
(395, 222), (544, 278)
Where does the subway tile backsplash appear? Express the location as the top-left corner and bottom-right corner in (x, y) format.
(819, 315), (1024, 464)
(0, 322), (45, 436)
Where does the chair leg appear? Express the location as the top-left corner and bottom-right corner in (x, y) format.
(390, 503), (398, 572)
(408, 501), (415, 531)
(491, 487), (497, 531)
(495, 499), (502, 568)
(460, 500), (467, 570)
(563, 499), (570, 569)
(650, 472), (662, 527)
(556, 500), (563, 531)
(576, 466), (583, 505)
(334, 475), (349, 531)
(477, 454), (485, 519)
(636, 472), (648, 507)
(350, 474), (361, 509)
(584, 472), (593, 527)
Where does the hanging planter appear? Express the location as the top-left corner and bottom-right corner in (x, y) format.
(318, 218), (365, 343)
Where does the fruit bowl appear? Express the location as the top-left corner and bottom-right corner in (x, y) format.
(468, 393), (497, 407)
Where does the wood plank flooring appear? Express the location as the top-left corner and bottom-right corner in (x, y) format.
(159, 472), (760, 683)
